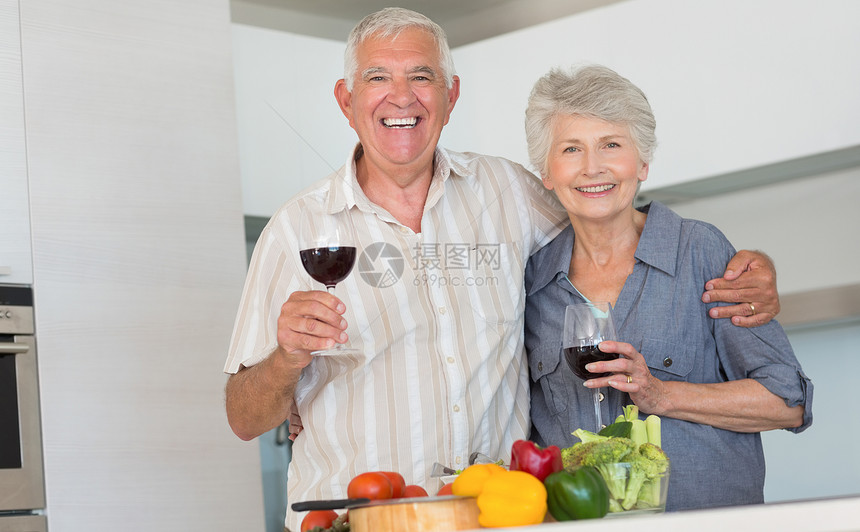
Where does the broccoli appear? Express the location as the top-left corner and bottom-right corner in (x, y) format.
(577, 438), (636, 504)
(564, 416), (669, 512)
(579, 437), (636, 465)
(562, 429), (618, 469)
(561, 436), (669, 512)
(620, 450), (648, 510)
(638, 442), (668, 465)
(561, 441), (596, 469)
(621, 446), (668, 510)
(635, 443), (669, 508)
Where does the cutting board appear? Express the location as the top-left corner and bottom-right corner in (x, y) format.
(349, 495), (480, 532)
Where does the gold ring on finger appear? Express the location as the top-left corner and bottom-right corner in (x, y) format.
(626, 375), (633, 384)
(750, 303), (756, 315)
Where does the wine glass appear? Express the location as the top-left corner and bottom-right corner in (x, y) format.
(298, 210), (359, 355)
(563, 302), (620, 431)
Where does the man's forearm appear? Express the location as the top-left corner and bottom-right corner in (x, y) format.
(703, 249), (780, 327)
(225, 350), (302, 441)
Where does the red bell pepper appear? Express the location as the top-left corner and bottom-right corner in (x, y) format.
(510, 439), (563, 482)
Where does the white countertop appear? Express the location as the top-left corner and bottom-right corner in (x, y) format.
(465, 495), (860, 531)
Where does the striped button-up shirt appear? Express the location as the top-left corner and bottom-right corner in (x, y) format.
(224, 145), (567, 531)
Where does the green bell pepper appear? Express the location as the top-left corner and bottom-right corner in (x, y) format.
(544, 466), (610, 521)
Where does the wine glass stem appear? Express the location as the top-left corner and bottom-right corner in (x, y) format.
(326, 285), (341, 350)
(593, 387), (603, 430)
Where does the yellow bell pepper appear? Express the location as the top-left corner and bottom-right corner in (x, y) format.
(451, 464), (547, 527)
(477, 470), (547, 527)
(451, 463), (505, 497)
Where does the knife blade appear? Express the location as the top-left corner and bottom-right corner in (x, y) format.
(291, 498), (370, 512)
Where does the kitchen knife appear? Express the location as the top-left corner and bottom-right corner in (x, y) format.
(291, 498), (371, 512)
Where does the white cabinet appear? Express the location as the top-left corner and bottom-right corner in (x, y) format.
(17, 0), (264, 529)
(0, 0), (32, 285)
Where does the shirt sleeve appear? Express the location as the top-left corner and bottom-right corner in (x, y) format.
(699, 222), (814, 433)
(223, 209), (306, 374)
(515, 164), (569, 254)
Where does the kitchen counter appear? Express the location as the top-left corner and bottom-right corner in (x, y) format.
(464, 495), (860, 531)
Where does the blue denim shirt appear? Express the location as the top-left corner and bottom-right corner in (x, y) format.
(524, 201), (813, 511)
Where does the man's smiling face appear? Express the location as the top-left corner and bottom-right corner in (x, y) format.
(335, 27), (459, 179)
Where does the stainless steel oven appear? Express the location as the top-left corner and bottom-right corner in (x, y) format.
(0, 285), (47, 532)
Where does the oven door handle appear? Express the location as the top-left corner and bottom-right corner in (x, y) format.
(0, 342), (30, 355)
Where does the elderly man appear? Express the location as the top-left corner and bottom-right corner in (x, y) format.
(223, 8), (779, 531)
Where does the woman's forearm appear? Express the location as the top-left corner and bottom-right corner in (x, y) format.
(655, 378), (803, 433)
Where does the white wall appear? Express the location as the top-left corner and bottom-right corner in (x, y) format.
(17, 0), (265, 530)
(446, 0), (860, 188)
(233, 0), (860, 218)
(232, 24), (354, 217)
(669, 167), (860, 295)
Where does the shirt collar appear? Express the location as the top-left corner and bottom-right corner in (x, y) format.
(440, 147), (474, 180)
(325, 143), (361, 215)
(327, 143), (466, 215)
(633, 201), (681, 277)
(426, 147), (470, 208)
(526, 223), (575, 296)
(526, 201), (681, 296)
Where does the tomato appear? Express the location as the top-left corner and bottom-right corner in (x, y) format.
(347, 471), (394, 500)
(436, 483), (454, 496)
(379, 471), (406, 498)
(404, 484), (429, 498)
(300, 509), (338, 532)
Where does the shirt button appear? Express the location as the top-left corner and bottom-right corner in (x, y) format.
(455, 456), (462, 465)
(538, 362), (543, 371)
(598, 392), (605, 402)
(447, 357), (455, 364)
(439, 306), (447, 314)
(663, 357), (673, 367)
(453, 405), (460, 413)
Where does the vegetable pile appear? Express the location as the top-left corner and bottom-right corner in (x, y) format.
(561, 405), (669, 513)
(451, 439), (610, 526)
(303, 406), (669, 530)
(301, 470), (429, 532)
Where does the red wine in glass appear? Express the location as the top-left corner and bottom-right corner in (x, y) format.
(564, 345), (619, 380)
(300, 246), (356, 289)
(564, 302), (618, 430)
(298, 210), (359, 355)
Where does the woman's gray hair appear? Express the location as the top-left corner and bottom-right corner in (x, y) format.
(344, 7), (456, 91)
(525, 64), (657, 178)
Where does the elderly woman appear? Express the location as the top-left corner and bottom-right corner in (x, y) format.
(523, 65), (813, 511)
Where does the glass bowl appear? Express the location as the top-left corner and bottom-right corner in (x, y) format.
(598, 460), (670, 516)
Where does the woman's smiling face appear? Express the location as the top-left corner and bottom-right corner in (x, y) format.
(543, 114), (649, 222)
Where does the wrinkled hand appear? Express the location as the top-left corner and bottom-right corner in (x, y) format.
(277, 290), (349, 362)
(583, 340), (666, 415)
(702, 249), (779, 328)
(273, 290), (348, 442)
